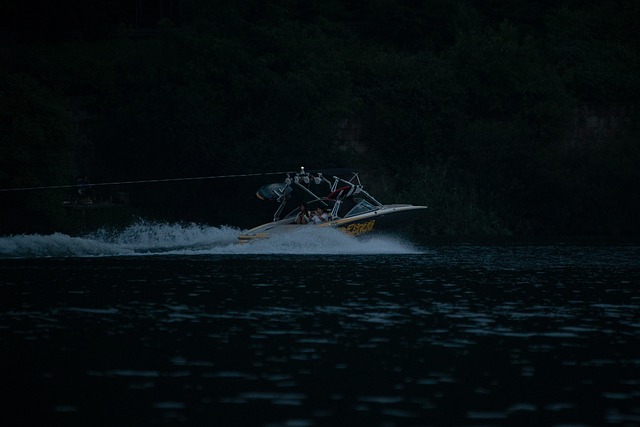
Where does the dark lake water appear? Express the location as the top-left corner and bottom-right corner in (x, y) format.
(1, 223), (639, 426)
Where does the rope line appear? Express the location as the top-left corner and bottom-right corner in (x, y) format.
(0, 171), (295, 192)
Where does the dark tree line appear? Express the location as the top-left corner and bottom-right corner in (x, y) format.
(1, 0), (639, 236)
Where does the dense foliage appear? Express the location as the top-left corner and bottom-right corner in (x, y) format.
(1, 0), (639, 236)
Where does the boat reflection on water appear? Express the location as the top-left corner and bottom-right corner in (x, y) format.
(238, 167), (428, 243)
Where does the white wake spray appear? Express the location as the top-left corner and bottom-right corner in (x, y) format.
(0, 220), (421, 258)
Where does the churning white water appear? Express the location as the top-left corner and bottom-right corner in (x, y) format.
(0, 221), (421, 258)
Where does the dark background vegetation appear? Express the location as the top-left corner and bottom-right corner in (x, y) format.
(1, 0), (639, 236)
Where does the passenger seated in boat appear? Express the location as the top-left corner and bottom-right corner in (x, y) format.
(295, 204), (309, 224)
(311, 207), (329, 224)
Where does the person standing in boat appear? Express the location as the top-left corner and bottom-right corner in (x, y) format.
(295, 203), (310, 224)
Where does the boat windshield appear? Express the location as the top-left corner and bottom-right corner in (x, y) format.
(344, 199), (377, 217)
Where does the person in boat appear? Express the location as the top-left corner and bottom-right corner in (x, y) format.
(295, 203), (309, 224)
(311, 207), (329, 224)
(324, 208), (332, 221)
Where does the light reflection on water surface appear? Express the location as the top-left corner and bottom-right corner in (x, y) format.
(1, 245), (639, 426)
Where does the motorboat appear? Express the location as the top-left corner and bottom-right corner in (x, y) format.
(238, 167), (427, 242)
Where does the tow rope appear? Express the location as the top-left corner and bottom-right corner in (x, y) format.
(0, 171), (294, 193)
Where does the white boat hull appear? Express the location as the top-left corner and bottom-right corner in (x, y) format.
(238, 204), (427, 242)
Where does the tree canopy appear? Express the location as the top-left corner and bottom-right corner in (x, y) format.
(1, 0), (639, 236)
